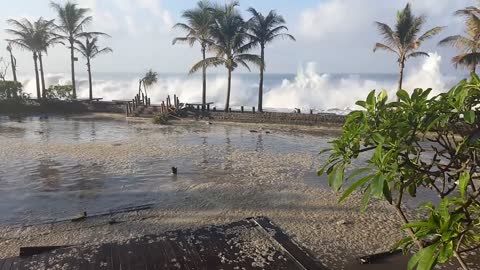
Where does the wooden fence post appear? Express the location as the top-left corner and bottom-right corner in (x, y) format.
(241, 106), (244, 113)
(252, 107), (255, 113)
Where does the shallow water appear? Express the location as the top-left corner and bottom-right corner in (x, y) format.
(0, 115), (333, 225)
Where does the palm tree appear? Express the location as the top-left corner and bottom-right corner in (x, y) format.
(6, 43), (17, 82)
(246, 8), (295, 112)
(173, 1), (213, 108)
(439, 5), (480, 73)
(373, 3), (444, 91)
(75, 37), (112, 100)
(36, 19), (63, 98)
(140, 70), (158, 97)
(50, 1), (107, 99)
(6, 18), (42, 99)
(190, 1), (261, 112)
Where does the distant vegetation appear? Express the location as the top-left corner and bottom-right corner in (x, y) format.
(44, 85), (74, 100)
(3, 1), (111, 101)
(439, 5), (480, 73)
(373, 3), (444, 92)
(173, 0), (294, 112)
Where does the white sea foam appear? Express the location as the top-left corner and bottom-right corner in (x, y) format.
(19, 53), (458, 113)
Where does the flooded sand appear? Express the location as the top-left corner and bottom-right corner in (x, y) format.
(0, 114), (475, 269)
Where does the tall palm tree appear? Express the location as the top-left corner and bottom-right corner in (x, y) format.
(36, 19), (63, 98)
(173, 1), (213, 108)
(6, 43), (17, 82)
(190, 1), (261, 112)
(50, 1), (107, 99)
(6, 18), (42, 99)
(75, 37), (112, 100)
(439, 5), (480, 73)
(140, 70), (158, 97)
(246, 8), (295, 112)
(373, 3), (444, 91)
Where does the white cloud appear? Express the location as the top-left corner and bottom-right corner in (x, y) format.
(299, 0), (473, 41)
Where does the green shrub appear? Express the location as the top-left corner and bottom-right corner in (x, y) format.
(319, 74), (480, 270)
(0, 81), (27, 101)
(152, 113), (169, 125)
(44, 85), (74, 100)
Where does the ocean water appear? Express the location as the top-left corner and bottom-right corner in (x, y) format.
(18, 53), (460, 113)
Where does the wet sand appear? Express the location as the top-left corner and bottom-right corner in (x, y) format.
(0, 114), (476, 269)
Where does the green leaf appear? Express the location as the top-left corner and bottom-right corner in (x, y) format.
(319, 149), (332, 155)
(459, 171), (470, 198)
(464, 111), (475, 124)
(328, 166), (337, 187)
(408, 184), (417, 197)
(360, 187), (372, 212)
(367, 90), (376, 108)
(437, 241), (453, 264)
(397, 89), (410, 103)
(408, 243), (439, 270)
(331, 166), (345, 192)
(346, 168), (372, 181)
(355, 100), (367, 108)
(371, 174), (385, 198)
(383, 181), (392, 204)
(378, 89), (388, 103)
(339, 173), (375, 203)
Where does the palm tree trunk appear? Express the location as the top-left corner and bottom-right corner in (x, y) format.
(9, 51), (17, 82)
(471, 64), (476, 75)
(33, 52), (41, 100)
(87, 58), (93, 100)
(38, 53), (46, 99)
(225, 68), (232, 112)
(258, 45), (265, 112)
(398, 59), (405, 96)
(202, 45), (207, 109)
(70, 39), (77, 99)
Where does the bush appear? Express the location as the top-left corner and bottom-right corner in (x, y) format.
(44, 85), (74, 100)
(0, 81), (28, 101)
(152, 113), (169, 125)
(319, 74), (480, 270)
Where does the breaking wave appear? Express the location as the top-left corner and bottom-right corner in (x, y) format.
(18, 53), (458, 113)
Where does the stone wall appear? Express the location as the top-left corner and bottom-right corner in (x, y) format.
(205, 111), (346, 126)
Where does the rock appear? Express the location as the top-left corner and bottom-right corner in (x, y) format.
(336, 220), (348, 226)
(250, 130), (258, 133)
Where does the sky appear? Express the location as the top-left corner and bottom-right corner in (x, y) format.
(0, 0), (476, 76)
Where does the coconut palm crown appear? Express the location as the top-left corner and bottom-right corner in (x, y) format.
(246, 8), (295, 112)
(439, 4), (480, 73)
(373, 3), (444, 91)
(50, 1), (107, 99)
(189, 1), (261, 111)
(173, 1), (214, 107)
(6, 17), (59, 99)
(140, 70), (158, 97)
(75, 37), (112, 100)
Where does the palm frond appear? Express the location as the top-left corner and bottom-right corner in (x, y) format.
(374, 21), (399, 47)
(417, 26), (445, 42)
(452, 52), (480, 69)
(189, 57), (224, 74)
(407, 51), (430, 59)
(373, 43), (399, 55)
(235, 54), (262, 69)
(439, 35), (477, 52)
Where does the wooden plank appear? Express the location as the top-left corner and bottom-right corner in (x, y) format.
(0, 217), (324, 270)
(251, 216), (327, 270)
